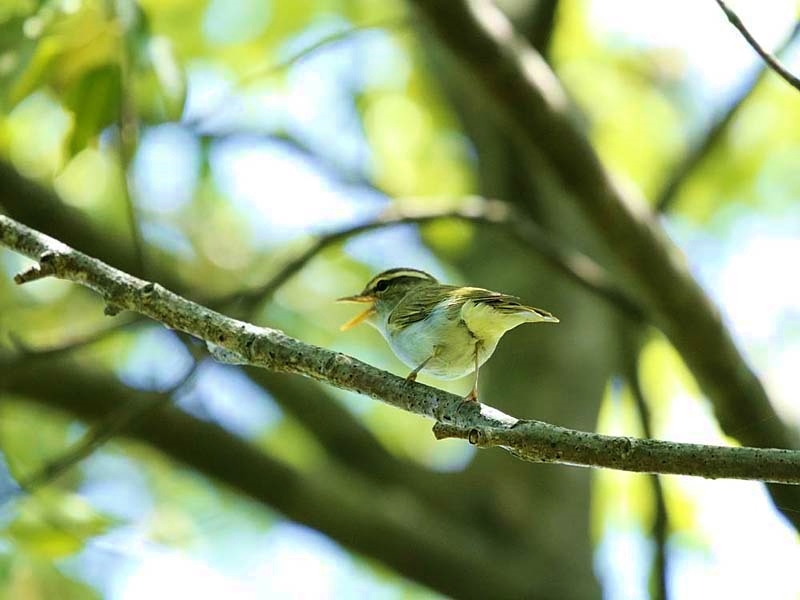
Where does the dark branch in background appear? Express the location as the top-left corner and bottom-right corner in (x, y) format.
(3, 215), (800, 484)
(229, 198), (646, 322)
(4, 349), (526, 595)
(0, 160), (186, 292)
(499, 0), (559, 56)
(257, 373), (393, 463)
(2, 357), (201, 506)
(7, 329), (472, 583)
(3, 360), (542, 600)
(0, 193), (637, 517)
(714, 0), (800, 93)
(6, 316), (138, 361)
(657, 20), (800, 211)
(0, 161), (462, 518)
(527, 0), (559, 56)
(2, 151), (641, 495)
(244, 369), (485, 523)
(407, 0), (800, 527)
(622, 330), (669, 600)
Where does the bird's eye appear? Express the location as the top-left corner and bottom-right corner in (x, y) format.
(374, 279), (389, 292)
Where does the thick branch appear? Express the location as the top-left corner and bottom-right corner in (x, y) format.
(8, 358), (199, 498)
(2, 215), (800, 484)
(0, 215), (510, 426)
(244, 368), (485, 525)
(0, 162), (472, 514)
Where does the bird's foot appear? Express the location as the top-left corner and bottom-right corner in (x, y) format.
(405, 372), (418, 383)
(463, 389), (479, 404)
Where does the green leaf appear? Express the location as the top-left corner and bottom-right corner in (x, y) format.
(2, 554), (102, 600)
(0, 0), (39, 24)
(7, 491), (117, 559)
(5, 0), (122, 108)
(62, 64), (121, 157)
(0, 400), (75, 485)
(0, 16), (37, 111)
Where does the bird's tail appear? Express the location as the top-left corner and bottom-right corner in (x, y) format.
(519, 305), (559, 323)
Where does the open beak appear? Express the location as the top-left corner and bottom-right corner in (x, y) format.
(336, 294), (376, 331)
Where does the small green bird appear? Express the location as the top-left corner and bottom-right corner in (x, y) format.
(338, 268), (558, 402)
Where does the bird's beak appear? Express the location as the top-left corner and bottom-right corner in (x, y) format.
(336, 294), (376, 331)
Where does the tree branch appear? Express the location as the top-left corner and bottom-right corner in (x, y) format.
(0, 160), (182, 290)
(184, 16), (410, 131)
(432, 420), (800, 484)
(714, 0), (800, 93)
(4, 357), (201, 503)
(407, 1), (800, 513)
(656, 20), (800, 212)
(230, 198), (645, 321)
(3, 215), (800, 484)
(0, 161), (469, 516)
(5, 316), (137, 361)
(117, 21), (147, 277)
(2, 359), (543, 599)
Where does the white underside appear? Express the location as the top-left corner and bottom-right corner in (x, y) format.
(370, 299), (542, 379)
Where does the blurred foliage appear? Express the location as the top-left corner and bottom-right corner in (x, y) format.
(675, 76), (800, 222)
(553, 2), (686, 199)
(8, 491), (116, 559)
(1, 0), (799, 597)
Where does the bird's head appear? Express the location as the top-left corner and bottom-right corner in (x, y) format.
(337, 268), (438, 330)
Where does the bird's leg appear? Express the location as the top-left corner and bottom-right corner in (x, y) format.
(464, 343), (481, 403)
(406, 352), (435, 382)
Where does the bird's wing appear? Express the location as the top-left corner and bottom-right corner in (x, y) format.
(389, 285), (558, 329)
(388, 285), (457, 328)
(444, 287), (558, 321)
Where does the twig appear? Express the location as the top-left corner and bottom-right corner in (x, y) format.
(117, 20), (146, 276)
(120, 179), (145, 276)
(184, 16), (410, 130)
(228, 198), (646, 322)
(2, 215), (800, 484)
(657, 20), (800, 212)
(245, 16), (410, 85)
(714, 0), (800, 93)
(622, 330), (669, 600)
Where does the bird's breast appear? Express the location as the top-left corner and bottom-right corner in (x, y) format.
(381, 302), (502, 379)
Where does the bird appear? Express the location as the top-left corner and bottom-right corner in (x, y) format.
(337, 267), (558, 402)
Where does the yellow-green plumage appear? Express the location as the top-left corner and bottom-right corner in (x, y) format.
(338, 268), (558, 401)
